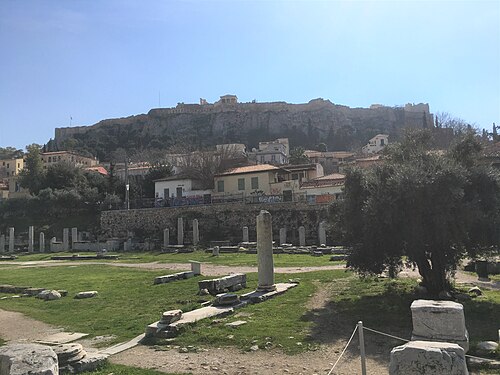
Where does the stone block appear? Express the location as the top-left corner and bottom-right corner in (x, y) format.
(0, 343), (58, 375)
(214, 293), (240, 306)
(411, 299), (469, 351)
(389, 340), (468, 375)
(160, 309), (183, 325)
(190, 261), (201, 275)
(75, 291), (98, 299)
(198, 273), (246, 295)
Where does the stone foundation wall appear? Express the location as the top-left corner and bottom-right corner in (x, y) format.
(100, 203), (330, 245)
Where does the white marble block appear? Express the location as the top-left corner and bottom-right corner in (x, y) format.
(389, 340), (468, 375)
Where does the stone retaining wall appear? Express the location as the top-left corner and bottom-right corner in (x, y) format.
(100, 203), (330, 245)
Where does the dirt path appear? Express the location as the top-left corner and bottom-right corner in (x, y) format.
(0, 260), (347, 276)
(0, 308), (62, 343)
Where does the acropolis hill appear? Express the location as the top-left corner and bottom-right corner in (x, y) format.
(54, 96), (434, 157)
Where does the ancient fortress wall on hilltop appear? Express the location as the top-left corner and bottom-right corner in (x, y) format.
(54, 99), (434, 148)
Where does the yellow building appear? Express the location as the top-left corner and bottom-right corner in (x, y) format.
(213, 164), (280, 196)
(0, 158), (24, 178)
(40, 151), (98, 169)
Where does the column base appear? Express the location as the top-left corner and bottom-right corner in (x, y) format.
(257, 284), (276, 292)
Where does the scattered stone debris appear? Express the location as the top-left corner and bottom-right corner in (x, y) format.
(0, 343), (58, 375)
(37, 290), (62, 301)
(74, 291), (98, 299)
(154, 271), (194, 285)
(225, 320), (247, 328)
(0, 255), (17, 261)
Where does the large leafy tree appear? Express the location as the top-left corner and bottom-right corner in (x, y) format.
(18, 144), (45, 194)
(333, 130), (500, 295)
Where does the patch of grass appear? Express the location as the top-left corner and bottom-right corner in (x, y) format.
(172, 270), (351, 354)
(14, 251), (343, 267)
(80, 363), (186, 375)
(0, 264), (350, 352)
(0, 265), (211, 345)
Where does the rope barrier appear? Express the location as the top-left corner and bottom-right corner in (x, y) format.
(363, 325), (498, 363)
(362, 326), (409, 343)
(326, 325), (358, 375)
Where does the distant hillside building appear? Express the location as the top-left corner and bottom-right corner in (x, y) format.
(304, 150), (355, 173)
(248, 138), (290, 165)
(0, 157), (24, 178)
(216, 94), (238, 105)
(362, 134), (389, 154)
(41, 151), (98, 169)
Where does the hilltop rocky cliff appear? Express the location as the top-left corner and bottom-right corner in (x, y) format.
(54, 98), (433, 161)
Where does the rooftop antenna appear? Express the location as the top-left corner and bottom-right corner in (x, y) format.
(70, 116), (72, 126)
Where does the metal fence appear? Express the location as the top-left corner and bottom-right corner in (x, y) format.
(111, 192), (341, 210)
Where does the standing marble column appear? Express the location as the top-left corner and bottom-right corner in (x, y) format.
(256, 210), (275, 292)
(279, 228), (287, 246)
(318, 221), (327, 246)
(39, 232), (45, 253)
(0, 234), (5, 253)
(71, 227), (78, 249)
(28, 226), (34, 252)
(242, 226), (249, 243)
(8, 227), (14, 252)
(298, 226), (306, 247)
(177, 218), (184, 245)
(63, 228), (69, 250)
(192, 219), (199, 246)
(163, 228), (170, 248)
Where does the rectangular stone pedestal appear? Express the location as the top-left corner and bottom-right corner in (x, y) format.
(411, 299), (469, 352)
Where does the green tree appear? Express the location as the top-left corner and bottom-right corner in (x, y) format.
(289, 147), (309, 164)
(44, 162), (85, 190)
(0, 147), (23, 159)
(18, 144), (45, 195)
(333, 130), (500, 295)
(142, 162), (173, 198)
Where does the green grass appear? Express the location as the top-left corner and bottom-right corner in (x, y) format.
(0, 264), (498, 359)
(13, 250), (343, 267)
(80, 363), (186, 375)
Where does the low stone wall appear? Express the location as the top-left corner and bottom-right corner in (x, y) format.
(100, 203), (330, 245)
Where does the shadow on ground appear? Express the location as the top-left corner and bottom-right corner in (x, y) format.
(302, 277), (500, 365)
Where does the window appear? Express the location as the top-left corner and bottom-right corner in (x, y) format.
(260, 155), (265, 163)
(238, 178), (245, 190)
(271, 154), (276, 161)
(251, 177), (259, 189)
(176, 187), (183, 198)
(217, 180), (224, 192)
(48, 157), (51, 162)
(292, 173), (299, 180)
(163, 188), (169, 199)
(380, 139), (385, 146)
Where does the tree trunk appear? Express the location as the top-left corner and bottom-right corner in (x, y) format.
(416, 254), (448, 296)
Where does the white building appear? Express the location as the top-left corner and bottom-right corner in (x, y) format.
(154, 175), (211, 200)
(362, 134), (389, 154)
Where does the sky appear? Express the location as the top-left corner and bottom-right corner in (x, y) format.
(0, 0), (499, 150)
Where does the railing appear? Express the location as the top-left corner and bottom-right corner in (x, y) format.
(110, 192), (340, 210)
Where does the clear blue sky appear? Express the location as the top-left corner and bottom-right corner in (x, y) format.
(1, 0), (499, 150)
